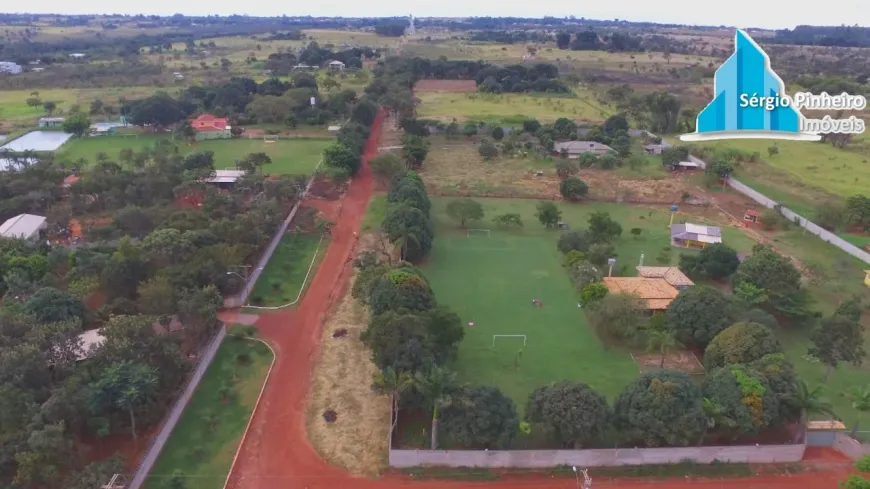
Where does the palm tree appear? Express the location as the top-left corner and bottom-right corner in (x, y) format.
(844, 385), (870, 435)
(790, 380), (838, 426)
(414, 367), (457, 450)
(646, 329), (680, 368)
(372, 367), (414, 436)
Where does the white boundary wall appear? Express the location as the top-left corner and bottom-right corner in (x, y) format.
(389, 443), (806, 469)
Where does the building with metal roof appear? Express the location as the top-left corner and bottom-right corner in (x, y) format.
(0, 213), (47, 241)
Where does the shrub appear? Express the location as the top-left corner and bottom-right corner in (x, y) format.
(856, 455), (870, 473)
(560, 177), (589, 201)
(704, 322), (782, 369)
(479, 139), (499, 160)
(557, 230), (592, 254)
(580, 283), (608, 304)
(841, 475), (870, 489)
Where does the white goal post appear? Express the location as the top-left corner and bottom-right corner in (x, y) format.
(492, 334), (527, 348)
(467, 228), (491, 237)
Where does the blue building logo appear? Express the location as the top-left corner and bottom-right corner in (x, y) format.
(681, 30), (821, 142)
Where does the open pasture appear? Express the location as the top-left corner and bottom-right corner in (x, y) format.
(415, 89), (614, 124)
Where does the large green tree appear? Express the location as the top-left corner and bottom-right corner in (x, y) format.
(62, 111), (91, 138)
(613, 371), (706, 447)
(88, 361), (158, 442)
(25, 287), (86, 324)
(441, 385), (518, 448)
(731, 245), (810, 320)
(381, 204), (434, 261)
(678, 243), (739, 280)
(666, 285), (736, 348)
(414, 366), (457, 449)
(535, 201), (562, 229)
(808, 312), (866, 381)
(704, 322), (782, 370)
(525, 381), (610, 448)
(702, 365), (780, 435)
(588, 211), (622, 243)
(445, 199), (484, 227)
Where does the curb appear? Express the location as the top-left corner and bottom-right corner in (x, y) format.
(222, 335), (278, 489)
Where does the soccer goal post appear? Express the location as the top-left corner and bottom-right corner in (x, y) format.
(467, 228), (491, 238)
(492, 334), (527, 348)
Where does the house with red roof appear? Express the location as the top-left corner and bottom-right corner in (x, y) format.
(190, 113), (232, 140)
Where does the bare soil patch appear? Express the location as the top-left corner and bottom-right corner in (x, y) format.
(308, 174), (346, 200)
(413, 79), (477, 92)
(632, 351), (705, 375)
(304, 271), (390, 477)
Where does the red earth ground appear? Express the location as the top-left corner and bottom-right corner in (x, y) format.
(224, 110), (852, 489)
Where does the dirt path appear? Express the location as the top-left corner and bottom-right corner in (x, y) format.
(225, 109), (851, 489)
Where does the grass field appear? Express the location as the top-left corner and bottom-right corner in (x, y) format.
(143, 328), (273, 489)
(0, 86), (167, 127)
(422, 198), (756, 409)
(58, 136), (331, 175)
(416, 90), (614, 124)
(249, 232), (324, 307)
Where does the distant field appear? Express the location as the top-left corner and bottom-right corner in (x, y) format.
(416, 89), (613, 123)
(697, 139), (870, 198)
(0, 86), (167, 127)
(58, 136), (331, 175)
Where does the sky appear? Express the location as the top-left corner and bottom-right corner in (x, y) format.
(8, 0), (870, 30)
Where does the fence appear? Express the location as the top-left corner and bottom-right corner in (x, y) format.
(127, 325), (227, 489)
(832, 432), (870, 460)
(651, 132), (870, 265)
(389, 443), (806, 469)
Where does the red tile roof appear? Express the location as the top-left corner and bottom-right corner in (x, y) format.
(191, 114), (229, 132)
(63, 175), (80, 186)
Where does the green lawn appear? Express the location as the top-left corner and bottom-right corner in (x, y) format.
(249, 232), (324, 307)
(361, 195), (388, 232)
(143, 328), (273, 489)
(416, 89), (613, 124)
(57, 136), (332, 175)
(422, 198), (756, 410)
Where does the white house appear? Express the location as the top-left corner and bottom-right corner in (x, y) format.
(0, 61), (22, 74)
(203, 169), (246, 186)
(328, 60), (346, 71)
(0, 214), (47, 241)
(69, 53), (86, 59)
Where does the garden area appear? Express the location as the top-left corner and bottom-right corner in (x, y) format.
(248, 232), (325, 307)
(144, 327), (273, 489)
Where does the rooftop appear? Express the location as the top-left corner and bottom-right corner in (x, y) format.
(602, 276), (679, 310)
(0, 213), (46, 239)
(671, 223), (723, 243)
(554, 141), (614, 153)
(203, 169), (246, 184)
(75, 328), (106, 361)
(635, 266), (694, 287)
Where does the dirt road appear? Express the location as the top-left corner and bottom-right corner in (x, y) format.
(225, 109), (850, 489)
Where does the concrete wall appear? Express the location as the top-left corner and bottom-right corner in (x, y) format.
(833, 432), (870, 460)
(389, 443), (806, 469)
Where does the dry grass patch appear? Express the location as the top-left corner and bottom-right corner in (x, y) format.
(305, 272), (390, 477)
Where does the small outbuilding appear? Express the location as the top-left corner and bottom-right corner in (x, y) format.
(203, 169), (246, 188)
(0, 213), (47, 241)
(38, 117), (65, 128)
(553, 141), (614, 158)
(670, 223), (722, 249)
(643, 144), (666, 155)
(327, 60), (346, 71)
(744, 208), (760, 227)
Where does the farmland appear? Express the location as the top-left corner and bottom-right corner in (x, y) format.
(415, 90), (613, 124)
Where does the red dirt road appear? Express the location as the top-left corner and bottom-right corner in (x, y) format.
(225, 110), (849, 489)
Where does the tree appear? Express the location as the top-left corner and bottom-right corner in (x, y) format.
(704, 322), (782, 370)
(381, 204), (434, 261)
(25, 287), (86, 324)
(88, 361), (158, 442)
(462, 121), (479, 138)
(129, 93), (187, 128)
(587, 242), (616, 267)
(557, 229), (592, 254)
(560, 177), (588, 201)
(176, 285), (222, 343)
(588, 211), (622, 243)
(555, 159), (578, 179)
(525, 381), (610, 448)
(666, 285), (736, 348)
(372, 367), (414, 435)
(441, 385), (518, 448)
(402, 135), (430, 169)
(414, 366), (457, 449)
(535, 201), (562, 229)
(587, 293), (644, 341)
(387, 176), (431, 214)
(523, 119), (541, 133)
(702, 365), (779, 434)
(579, 283), (608, 304)
(492, 213), (523, 228)
(367, 268), (436, 317)
(789, 380), (837, 423)
(136, 275), (177, 316)
(845, 385), (870, 433)
(809, 313), (866, 381)
(323, 143), (361, 175)
(26, 96), (42, 108)
(478, 139), (499, 160)
(630, 228), (642, 239)
(370, 154), (405, 186)
(141, 228), (195, 267)
(239, 152), (272, 174)
(613, 371), (706, 447)
(660, 146), (689, 169)
(491, 126), (505, 140)
(731, 245), (810, 319)
(445, 199), (484, 228)
(647, 329), (681, 368)
(363, 311), (436, 374)
(43, 101), (57, 115)
(62, 111), (91, 137)
(680, 243), (739, 280)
